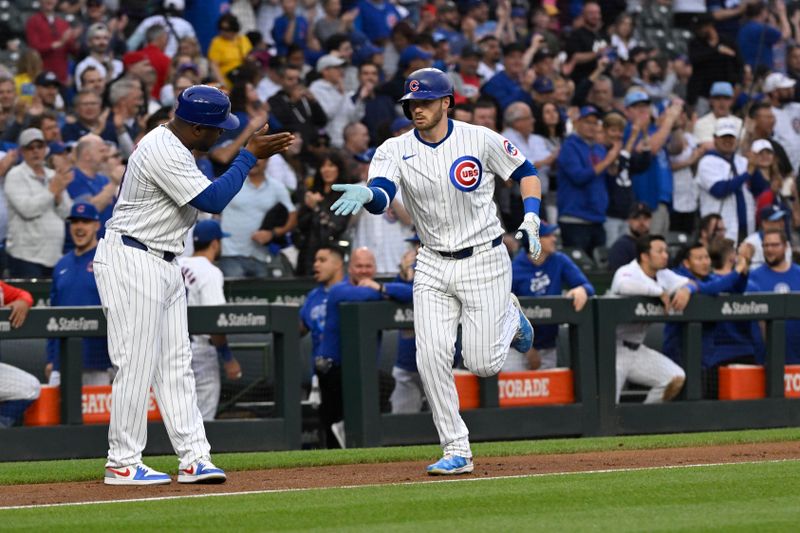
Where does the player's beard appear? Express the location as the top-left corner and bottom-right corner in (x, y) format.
(415, 106), (446, 132)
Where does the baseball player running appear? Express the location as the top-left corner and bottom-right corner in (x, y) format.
(177, 219), (242, 421)
(94, 85), (293, 485)
(330, 68), (542, 475)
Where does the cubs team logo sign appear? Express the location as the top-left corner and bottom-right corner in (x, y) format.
(449, 156), (483, 192)
(503, 139), (518, 156)
(409, 79), (420, 92)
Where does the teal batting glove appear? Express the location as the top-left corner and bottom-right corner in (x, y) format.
(330, 184), (373, 216)
(515, 213), (542, 262)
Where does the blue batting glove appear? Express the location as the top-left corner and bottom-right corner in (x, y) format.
(330, 184), (373, 216)
(515, 213), (542, 262)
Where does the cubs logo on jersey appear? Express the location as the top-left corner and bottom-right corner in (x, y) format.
(449, 156), (483, 192)
(503, 139), (519, 157)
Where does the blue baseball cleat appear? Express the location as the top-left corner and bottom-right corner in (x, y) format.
(104, 463), (171, 486)
(178, 458), (227, 484)
(510, 294), (534, 353)
(427, 455), (474, 475)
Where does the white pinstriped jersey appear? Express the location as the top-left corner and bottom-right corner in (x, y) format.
(106, 125), (211, 254)
(177, 255), (226, 347)
(368, 120), (529, 252)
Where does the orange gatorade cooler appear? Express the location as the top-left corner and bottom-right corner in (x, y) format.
(24, 385), (163, 425)
(454, 368), (575, 409)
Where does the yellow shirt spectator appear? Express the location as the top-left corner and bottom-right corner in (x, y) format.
(207, 34), (252, 88)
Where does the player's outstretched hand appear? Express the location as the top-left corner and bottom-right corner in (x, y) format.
(330, 184), (372, 216)
(245, 123), (295, 159)
(515, 213), (542, 262)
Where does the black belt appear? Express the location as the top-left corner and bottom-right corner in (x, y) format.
(435, 236), (503, 260)
(622, 340), (640, 351)
(121, 235), (176, 262)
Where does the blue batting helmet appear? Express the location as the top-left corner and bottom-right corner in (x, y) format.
(399, 68), (454, 119)
(175, 85), (240, 130)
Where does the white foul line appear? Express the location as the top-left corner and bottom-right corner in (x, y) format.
(1, 458), (797, 511)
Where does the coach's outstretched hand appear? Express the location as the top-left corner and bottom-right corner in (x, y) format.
(245, 123), (295, 159)
(330, 184), (372, 216)
(515, 213), (542, 262)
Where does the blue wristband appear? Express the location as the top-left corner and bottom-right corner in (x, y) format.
(523, 197), (541, 216)
(216, 344), (233, 362)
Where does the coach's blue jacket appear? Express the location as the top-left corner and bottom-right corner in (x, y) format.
(556, 134), (609, 223)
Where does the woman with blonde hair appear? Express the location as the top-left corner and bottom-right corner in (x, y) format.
(14, 49), (43, 104)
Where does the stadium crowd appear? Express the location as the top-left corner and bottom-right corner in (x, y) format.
(5, 0), (800, 429)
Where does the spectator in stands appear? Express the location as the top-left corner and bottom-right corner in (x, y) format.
(61, 90), (106, 143)
(633, 57), (672, 105)
(663, 240), (756, 398)
(744, 205), (793, 270)
(686, 13), (739, 109)
(66, 134), (118, 247)
(556, 105), (613, 255)
(473, 98), (499, 131)
(609, 12), (639, 61)
(698, 213), (728, 248)
(353, 62), (394, 145)
(533, 101), (565, 221)
(565, 2), (610, 82)
(310, 54), (363, 149)
(708, 0), (747, 42)
(432, 1), (467, 55)
(0, 281), (36, 428)
(602, 112), (649, 245)
(14, 49), (43, 105)
(449, 44), (482, 105)
(480, 43), (535, 112)
(209, 13), (253, 88)
(138, 25), (172, 100)
(219, 157), (297, 278)
(608, 202), (653, 273)
(501, 102), (554, 226)
(741, 102), (792, 178)
(509, 221), (595, 370)
(295, 151), (350, 275)
(127, 0), (197, 58)
(477, 35), (503, 83)
(272, 0), (310, 57)
(737, 1), (790, 71)
(104, 79), (144, 159)
(79, 66), (107, 97)
(314, 247), (393, 447)
(763, 72), (800, 174)
(693, 82), (742, 144)
(269, 65), (328, 146)
(74, 23), (123, 92)
(350, 149), (413, 275)
(25, 0), (82, 85)
(669, 109), (705, 234)
(4, 128), (72, 277)
(314, 0), (359, 45)
(747, 228), (800, 364)
(751, 140), (800, 232)
(0, 76), (16, 138)
(610, 234), (691, 403)
(31, 112), (62, 145)
(354, 0), (402, 46)
(697, 118), (769, 244)
(45, 202), (113, 386)
(339, 121), (370, 182)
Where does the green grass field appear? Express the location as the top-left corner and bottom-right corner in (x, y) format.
(2, 461), (800, 531)
(2, 428), (800, 531)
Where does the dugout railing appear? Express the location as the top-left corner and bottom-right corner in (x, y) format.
(594, 293), (800, 436)
(0, 304), (301, 461)
(338, 296), (599, 448)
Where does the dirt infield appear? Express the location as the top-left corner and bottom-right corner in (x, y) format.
(2, 441), (799, 508)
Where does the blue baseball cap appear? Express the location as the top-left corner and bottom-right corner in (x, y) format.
(48, 142), (69, 155)
(624, 90), (651, 108)
(578, 105), (601, 119)
(193, 219), (230, 244)
(710, 81), (734, 98)
(532, 77), (554, 94)
(67, 202), (100, 221)
(390, 117), (413, 134)
(353, 43), (383, 66)
(539, 221), (558, 236)
(399, 45), (433, 68)
(760, 205), (787, 222)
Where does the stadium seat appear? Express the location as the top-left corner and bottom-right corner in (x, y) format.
(562, 247), (597, 271)
(592, 246), (609, 271)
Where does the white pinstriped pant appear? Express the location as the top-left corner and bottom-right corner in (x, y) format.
(413, 244), (518, 458)
(94, 230), (210, 469)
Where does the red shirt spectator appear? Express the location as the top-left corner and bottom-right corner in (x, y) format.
(24, 0), (81, 84)
(140, 44), (171, 99)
